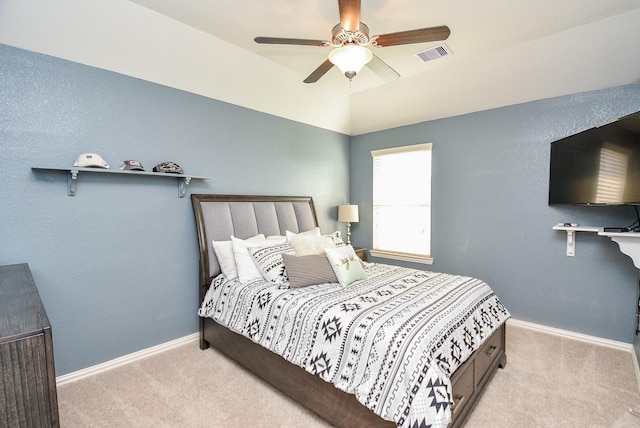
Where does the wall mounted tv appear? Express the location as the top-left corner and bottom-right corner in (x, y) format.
(549, 111), (640, 205)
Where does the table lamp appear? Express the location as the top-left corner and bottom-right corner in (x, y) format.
(338, 204), (359, 245)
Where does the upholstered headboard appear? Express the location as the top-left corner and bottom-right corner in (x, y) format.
(191, 194), (318, 293)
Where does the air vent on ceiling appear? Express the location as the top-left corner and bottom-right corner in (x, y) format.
(414, 44), (453, 63)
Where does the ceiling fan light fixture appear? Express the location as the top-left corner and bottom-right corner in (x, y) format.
(328, 45), (373, 80)
(254, 1), (451, 84)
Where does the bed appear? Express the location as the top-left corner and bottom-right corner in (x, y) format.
(191, 194), (509, 428)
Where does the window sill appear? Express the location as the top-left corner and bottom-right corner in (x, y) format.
(369, 250), (434, 265)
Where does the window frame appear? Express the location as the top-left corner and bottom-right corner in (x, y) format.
(370, 143), (434, 265)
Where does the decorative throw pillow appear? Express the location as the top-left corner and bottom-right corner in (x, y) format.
(281, 254), (339, 288)
(285, 227), (321, 241)
(213, 234), (265, 280)
(325, 230), (345, 246)
(249, 242), (295, 285)
(232, 236), (285, 283)
(324, 245), (367, 287)
(289, 234), (336, 256)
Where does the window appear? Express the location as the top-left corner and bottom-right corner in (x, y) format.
(371, 143), (433, 264)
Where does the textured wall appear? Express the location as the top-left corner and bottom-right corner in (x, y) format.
(351, 84), (640, 343)
(3, 40), (639, 376)
(0, 44), (350, 375)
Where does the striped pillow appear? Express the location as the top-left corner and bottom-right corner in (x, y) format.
(281, 254), (338, 288)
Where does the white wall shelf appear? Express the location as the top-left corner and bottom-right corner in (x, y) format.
(32, 166), (210, 198)
(553, 224), (640, 268)
(552, 225), (600, 257)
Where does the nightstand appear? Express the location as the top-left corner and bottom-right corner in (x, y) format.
(353, 247), (368, 262)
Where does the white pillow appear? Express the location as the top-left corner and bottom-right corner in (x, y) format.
(213, 234), (265, 280)
(267, 235), (286, 241)
(289, 234), (336, 256)
(232, 235), (286, 283)
(285, 227), (321, 241)
(325, 245), (367, 287)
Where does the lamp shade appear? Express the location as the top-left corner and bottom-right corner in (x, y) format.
(328, 45), (372, 75)
(338, 204), (359, 223)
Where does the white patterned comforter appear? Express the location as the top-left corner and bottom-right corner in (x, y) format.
(198, 262), (510, 428)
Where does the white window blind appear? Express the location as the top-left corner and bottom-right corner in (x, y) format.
(371, 143), (432, 264)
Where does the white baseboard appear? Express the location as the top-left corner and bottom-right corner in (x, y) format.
(507, 318), (633, 352)
(56, 332), (199, 386)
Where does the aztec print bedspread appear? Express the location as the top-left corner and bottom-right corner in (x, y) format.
(198, 262), (510, 428)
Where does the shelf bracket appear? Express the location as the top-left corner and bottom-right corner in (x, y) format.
(602, 234), (640, 269)
(68, 169), (79, 196)
(178, 177), (192, 198)
(565, 230), (575, 256)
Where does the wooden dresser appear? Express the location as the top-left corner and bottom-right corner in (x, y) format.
(0, 263), (59, 427)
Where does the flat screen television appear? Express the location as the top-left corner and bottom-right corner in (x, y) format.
(549, 111), (640, 205)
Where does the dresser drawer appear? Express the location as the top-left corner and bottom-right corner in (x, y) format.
(450, 360), (474, 419)
(474, 325), (504, 387)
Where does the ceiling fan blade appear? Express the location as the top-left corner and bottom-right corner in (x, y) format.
(338, 0), (361, 32)
(254, 36), (326, 47)
(303, 59), (334, 84)
(374, 25), (450, 47)
(366, 54), (400, 82)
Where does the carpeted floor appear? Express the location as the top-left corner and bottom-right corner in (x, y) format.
(57, 323), (640, 427)
(464, 325), (640, 428)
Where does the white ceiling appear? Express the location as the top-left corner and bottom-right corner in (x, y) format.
(2, 0), (640, 135)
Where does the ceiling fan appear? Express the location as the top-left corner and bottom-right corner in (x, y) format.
(254, 0), (450, 84)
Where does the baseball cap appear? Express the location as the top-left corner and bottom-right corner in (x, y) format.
(152, 161), (184, 174)
(74, 153), (109, 169)
(120, 160), (145, 171)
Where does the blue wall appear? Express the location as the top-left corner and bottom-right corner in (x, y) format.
(3, 41), (640, 376)
(0, 44), (350, 375)
(350, 84), (640, 343)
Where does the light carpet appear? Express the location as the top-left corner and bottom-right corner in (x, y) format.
(58, 324), (640, 427)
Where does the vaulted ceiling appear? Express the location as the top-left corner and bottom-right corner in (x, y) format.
(1, 0), (640, 135)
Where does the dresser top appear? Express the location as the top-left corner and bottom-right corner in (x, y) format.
(0, 263), (51, 342)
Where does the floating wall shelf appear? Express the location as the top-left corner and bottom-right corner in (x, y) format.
(553, 224), (640, 269)
(32, 166), (210, 198)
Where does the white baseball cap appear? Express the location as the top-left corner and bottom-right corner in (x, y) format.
(74, 153), (110, 169)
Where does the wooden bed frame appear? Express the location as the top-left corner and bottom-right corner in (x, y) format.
(191, 194), (507, 427)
